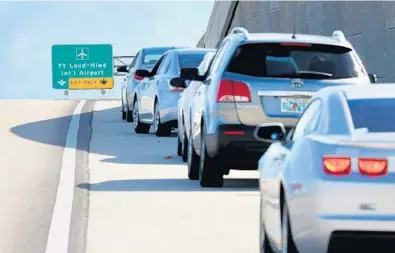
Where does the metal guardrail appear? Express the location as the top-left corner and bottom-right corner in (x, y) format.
(113, 55), (135, 76)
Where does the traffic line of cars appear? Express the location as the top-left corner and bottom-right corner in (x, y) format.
(118, 27), (395, 253)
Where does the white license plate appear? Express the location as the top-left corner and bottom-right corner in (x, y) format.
(280, 98), (309, 113)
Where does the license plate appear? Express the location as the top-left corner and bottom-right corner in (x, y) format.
(280, 98), (309, 113)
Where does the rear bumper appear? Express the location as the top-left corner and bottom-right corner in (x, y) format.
(205, 124), (271, 169)
(293, 214), (395, 253)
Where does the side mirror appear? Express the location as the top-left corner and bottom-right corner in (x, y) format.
(117, 65), (128, 73)
(135, 69), (151, 78)
(170, 77), (186, 88)
(254, 122), (286, 143)
(180, 68), (201, 81)
(368, 73), (377, 83)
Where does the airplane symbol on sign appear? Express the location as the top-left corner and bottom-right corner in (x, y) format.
(76, 48), (89, 60)
(100, 79), (107, 85)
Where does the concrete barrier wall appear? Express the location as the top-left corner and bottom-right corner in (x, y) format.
(200, 1), (395, 82)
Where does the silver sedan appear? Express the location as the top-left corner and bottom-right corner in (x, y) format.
(132, 48), (213, 136)
(256, 84), (395, 253)
(176, 50), (216, 162)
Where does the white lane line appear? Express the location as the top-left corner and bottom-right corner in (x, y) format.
(45, 100), (87, 253)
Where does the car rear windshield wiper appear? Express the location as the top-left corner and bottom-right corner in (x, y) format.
(273, 71), (333, 79)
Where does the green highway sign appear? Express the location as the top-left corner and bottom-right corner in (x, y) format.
(51, 44), (114, 90)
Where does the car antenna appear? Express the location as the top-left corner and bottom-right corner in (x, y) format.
(292, 21), (296, 39)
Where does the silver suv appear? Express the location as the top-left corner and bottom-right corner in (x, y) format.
(182, 27), (376, 187)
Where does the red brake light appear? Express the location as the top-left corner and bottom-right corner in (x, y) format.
(216, 79), (251, 103)
(224, 130), (245, 135)
(358, 158), (387, 176)
(280, 42), (312, 47)
(168, 87), (184, 92)
(133, 73), (144, 81)
(323, 156), (351, 176)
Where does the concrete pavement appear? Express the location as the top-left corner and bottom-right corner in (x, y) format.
(0, 100), (81, 253)
(83, 101), (260, 253)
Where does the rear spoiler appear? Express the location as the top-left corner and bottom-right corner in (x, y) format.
(113, 55), (135, 76)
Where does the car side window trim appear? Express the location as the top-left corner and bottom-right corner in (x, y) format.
(150, 54), (166, 75)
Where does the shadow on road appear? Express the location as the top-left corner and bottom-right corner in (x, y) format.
(78, 178), (258, 192)
(10, 100), (182, 165)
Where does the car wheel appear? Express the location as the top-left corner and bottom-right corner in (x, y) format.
(121, 99), (126, 120)
(153, 100), (171, 137)
(260, 198), (274, 253)
(126, 102), (133, 122)
(132, 99), (150, 134)
(177, 135), (182, 156)
(199, 125), (223, 187)
(187, 126), (199, 180)
(182, 131), (188, 162)
(281, 200), (298, 253)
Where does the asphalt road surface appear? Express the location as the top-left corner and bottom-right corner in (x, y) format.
(0, 99), (259, 253)
(84, 101), (260, 253)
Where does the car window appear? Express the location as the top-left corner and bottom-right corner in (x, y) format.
(128, 51), (140, 71)
(226, 43), (365, 80)
(291, 99), (322, 142)
(158, 53), (172, 75)
(150, 55), (165, 75)
(178, 53), (206, 69)
(198, 52), (215, 75)
(348, 98), (395, 132)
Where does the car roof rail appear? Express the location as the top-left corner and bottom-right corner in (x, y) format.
(332, 30), (347, 43)
(230, 27), (249, 39)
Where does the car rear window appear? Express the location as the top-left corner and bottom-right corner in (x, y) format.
(348, 98), (395, 132)
(226, 43), (365, 80)
(178, 53), (206, 69)
(143, 48), (171, 65)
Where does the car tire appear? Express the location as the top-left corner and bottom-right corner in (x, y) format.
(153, 100), (171, 137)
(199, 125), (223, 187)
(126, 102), (133, 122)
(121, 99), (126, 120)
(281, 200), (298, 253)
(260, 198), (274, 253)
(177, 135), (182, 156)
(132, 99), (150, 134)
(182, 131), (188, 162)
(187, 127), (199, 180)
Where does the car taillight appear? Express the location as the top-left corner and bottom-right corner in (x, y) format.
(323, 156), (351, 176)
(358, 158), (387, 176)
(224, 130), (245, 135)
(133, 73), (144, 81)
(168, 87), (184, 92)
(216, 79), (251, 103)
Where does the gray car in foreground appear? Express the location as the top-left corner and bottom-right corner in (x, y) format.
(132, 48), (214, 136)
(256, 84), (395, 253)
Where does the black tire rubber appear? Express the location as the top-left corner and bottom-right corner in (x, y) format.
(260, 197), (274, 253)
(133, 100), (150, 134)
(182, 132), (188, 162)
(187, 127), (200, 180)
(199, 126), (223, 187)
(126, 103), (133, 122)
(122, 99), (126, 120)
(177, 135), (182, 156)
(154, 101), (171, 137)
(282, 201), (299, 253)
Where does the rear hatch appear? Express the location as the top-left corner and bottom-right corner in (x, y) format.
(224, 42), (369, 126)
(312, 134), (395, 218)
